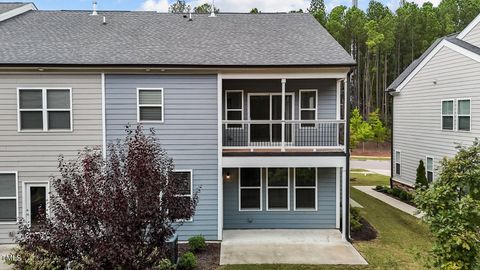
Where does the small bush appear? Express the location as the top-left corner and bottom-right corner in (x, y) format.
(350, 207), (363, 232)
(8, 246), (63, 270)
(188, 235), (206, 252)
(155, 258), (175, 270)
(415, 160), (429, 190)
(177, 252), (197, 270)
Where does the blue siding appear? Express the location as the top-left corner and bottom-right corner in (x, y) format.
(223, 168), (337, 229)
(105, 74), (219, 240)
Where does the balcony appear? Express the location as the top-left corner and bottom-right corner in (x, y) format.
(222, 120), (345, 152)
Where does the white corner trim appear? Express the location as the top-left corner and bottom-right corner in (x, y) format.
(0, 3), (36, 22)
(457, 13), (480, 39)
(335, 167), (340, 228)
(217, 73), (223, 241)
(396, 39), (480, 93)
(101, 73), (106, 159)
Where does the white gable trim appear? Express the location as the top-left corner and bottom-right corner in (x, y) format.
(0, 3), (37, 22)
(395, 39), (480, 92)
(457, 14), (480, 39)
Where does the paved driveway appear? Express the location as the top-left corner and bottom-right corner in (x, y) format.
(220, 229), (367, 265)
(351, 159), (391, 176)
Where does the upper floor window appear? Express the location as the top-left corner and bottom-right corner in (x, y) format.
(457, 99), (471, 131)
(441, 100), (454, 131)
(300, 90), (317, 127)
(0, 172), (17, 222)
(225, 90), (243, 128)
(18, 88), (72, 131)
(395, 150), (401, 175)
(137, 88), (163, 123)
(426, 156), (434, 182)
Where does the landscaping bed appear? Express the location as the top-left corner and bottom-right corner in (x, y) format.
(374, 185), (416, 207)
(179, 243), (220, 270)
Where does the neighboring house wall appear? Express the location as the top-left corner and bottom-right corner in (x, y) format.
(0, 74), (102, 243)
(105, 74), (219, 241)
(223, 167), (337, 229)
(460, 22), (480, 47)
(393, 46), (479, 186)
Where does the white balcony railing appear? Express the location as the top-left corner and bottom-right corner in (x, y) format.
(222, 120), (346, 150)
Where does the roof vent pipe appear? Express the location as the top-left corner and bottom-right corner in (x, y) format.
(91, 0), (98, 16)
(188, 11), (192, 21)
(209, 0), (216, 17)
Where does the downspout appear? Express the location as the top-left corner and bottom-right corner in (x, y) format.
(389, 91), (394, 188)
(345, 69), (352, 242)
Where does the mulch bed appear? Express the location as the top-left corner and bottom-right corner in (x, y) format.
(351, 218), (378, 241)
(376, 189), (417, 207)
(179, 243), (220, 270)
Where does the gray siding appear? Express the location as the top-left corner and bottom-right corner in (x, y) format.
(393, 46), (480, 186)
(0, 74), (102, 243)
(223, 168), (337, 229)
(105, 74), (219, 241)
(461, 22), (480, 47)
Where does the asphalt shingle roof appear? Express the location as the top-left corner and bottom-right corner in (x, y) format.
(0, 10), (355, 67)
(0, 2), (26, 14)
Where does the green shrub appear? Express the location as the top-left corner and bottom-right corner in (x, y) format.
(350, 207), (363, 232)
(188, 235), (206, 252)
(155, 258), (174, 270)
(177, 252), (197, 270)
(415, 160), (429, 189)
(7, 246), (63, 270)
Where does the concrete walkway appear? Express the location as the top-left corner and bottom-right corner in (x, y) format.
(0, 245), (15, 270)
(220, 229), (367, 265)
(353, 186), (423, 218)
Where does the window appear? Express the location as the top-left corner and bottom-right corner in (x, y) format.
(172, 170), (193, 220)
(137, 88), (163, 122)
(18, 88), (72, 131)
(225, 90), (243, 128)
(266, 168), (289, 211)
(300, 90), (317, 127)
(294, 168), (317, 211)
(395, 151), (401, 175)
(457, 99), (471, 131)
(0, 173), (17, 222)
(426, 156), (434, 182)
(441, 100), (454, 130)
(239, 168), (262, 211)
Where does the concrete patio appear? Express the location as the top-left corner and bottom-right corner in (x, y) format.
(220, 229), (368, 265)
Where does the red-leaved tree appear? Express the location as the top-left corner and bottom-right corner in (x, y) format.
(12, 125), (199, 269)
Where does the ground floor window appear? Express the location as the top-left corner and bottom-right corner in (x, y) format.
(266, 168), (289, 211)
(0, 172), (16, 222)
(172, 170), (193, 220)
(294, 168), (317, 211)
(239, 168), (262, 211)
(426, 157), (434, 182)
(395, 151), (401, 175)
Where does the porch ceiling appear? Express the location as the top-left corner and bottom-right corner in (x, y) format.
(220, 229), (367, 265)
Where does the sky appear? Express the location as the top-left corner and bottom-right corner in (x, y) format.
(0, 0), (439, 13)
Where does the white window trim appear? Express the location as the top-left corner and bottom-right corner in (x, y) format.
(426, 156), (434, 182)
(441, 99), (455, 131)
(293, 168), (318, 211)
(173, 169), (194, 222)
(225, 90), (244, 129)
(299, 89), (318, 128)
(17, 87), (73, 133)
(266, 168), (290, 211)
(238, 168), (262, 212)
(395, 150), (401, 176)
(136, 88), (164, 123)
(0, 171), (18, 225)
(22, 180), (50, 225)
(457, 98), (471, 132)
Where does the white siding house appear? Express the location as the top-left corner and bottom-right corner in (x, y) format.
(388, 14), (480, 187)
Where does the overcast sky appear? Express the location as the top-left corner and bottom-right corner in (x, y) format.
(0, 0), (440, 13)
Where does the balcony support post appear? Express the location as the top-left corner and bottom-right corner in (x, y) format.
(281, 78), (286, 152)
(344, 78), (348, 151)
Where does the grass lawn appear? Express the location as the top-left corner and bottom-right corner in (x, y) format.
(220, 174), (433, 270)
(350, 171), (390, 186)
